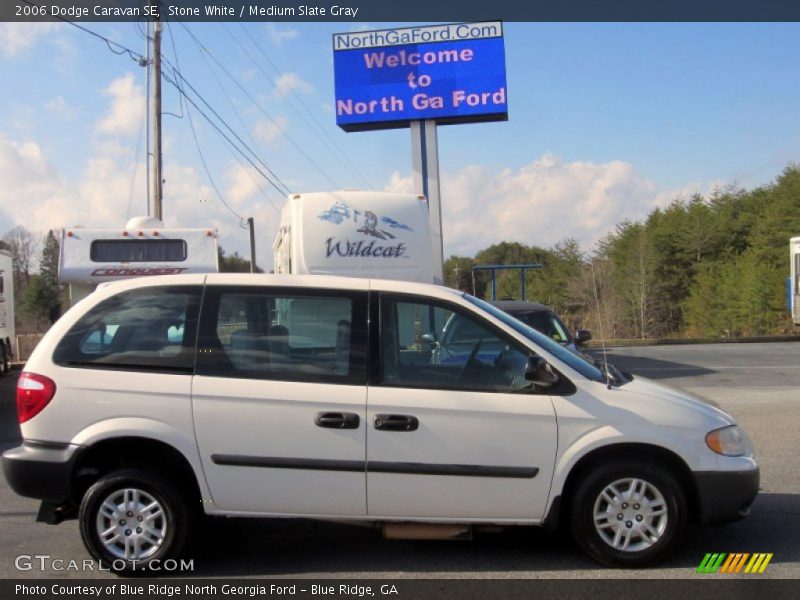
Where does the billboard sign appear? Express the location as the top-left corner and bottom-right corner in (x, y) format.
(333, 22), (508, 132)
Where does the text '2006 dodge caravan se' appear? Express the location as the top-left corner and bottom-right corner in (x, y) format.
(2, 274), (758, 571)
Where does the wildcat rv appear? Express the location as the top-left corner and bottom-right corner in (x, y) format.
(59, 216), (219, 306)
(273, 191), (434, 283)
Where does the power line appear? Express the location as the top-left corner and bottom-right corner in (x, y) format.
(184, 40), (291, 215)
(19, 0), (146, 66)
(232, 23), (375, 190)
(160, 67), (288, 211)
(24, 8), (279, 228)
(126, 97), (147, 221)
(161, 56), (291, 201)
(39, 10), (283, 221)
(164, 33), (292, 196)
(191, 29), (293, 196)
(164, 22), (248, 226)
(178, 23), (342, 190)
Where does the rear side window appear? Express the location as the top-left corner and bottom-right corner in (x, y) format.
(53, 286), (201, 372)
(195, 286), (367, 385)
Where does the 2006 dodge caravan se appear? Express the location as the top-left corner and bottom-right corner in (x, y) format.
(2, 274), (759, 571)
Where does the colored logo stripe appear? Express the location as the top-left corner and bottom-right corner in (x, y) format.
(745, 553), (773, 574)
(697, 553), (727, 573)
(697, 553), (773, 574)
(720, 553), (749, 573)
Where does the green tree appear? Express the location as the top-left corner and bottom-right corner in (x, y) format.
(39, 230), (63, 323)
(20, 275), (57, 331)
(218, 246), (263, 273)
(444, 255), (476, 293)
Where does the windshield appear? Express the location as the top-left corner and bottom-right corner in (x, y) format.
(465, 294), (605, 382)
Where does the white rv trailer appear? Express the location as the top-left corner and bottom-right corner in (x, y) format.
(792, 236), (800, 326)
(273, 191), (434, 284)
(59, 216), (219, 306)
(0, 242), (15, 372)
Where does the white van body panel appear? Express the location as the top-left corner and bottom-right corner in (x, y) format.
(273, 191), (434, 283)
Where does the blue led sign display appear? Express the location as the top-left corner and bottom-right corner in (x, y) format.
(333, 22), (508, 131)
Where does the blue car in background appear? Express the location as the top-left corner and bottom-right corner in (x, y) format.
(432, 300), (592, 371)
(489, 301), (591, 355)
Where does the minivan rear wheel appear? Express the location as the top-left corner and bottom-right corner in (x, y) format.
(570, 459), (686, 567)
(79, 468), (189, 574)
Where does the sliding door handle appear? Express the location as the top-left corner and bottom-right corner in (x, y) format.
(374, 414), (419, 432)
(315, 412), (360, 429)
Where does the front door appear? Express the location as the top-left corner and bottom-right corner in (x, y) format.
(366, 294), (558, 521)
(192, 284), (369, 516)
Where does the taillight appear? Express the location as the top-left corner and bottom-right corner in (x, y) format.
(17, 372), (57, 424)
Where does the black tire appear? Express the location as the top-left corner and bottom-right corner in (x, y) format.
(79, 468), (190, 575)
(569, 458), (687, 568)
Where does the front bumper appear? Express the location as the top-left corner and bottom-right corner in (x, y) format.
(694, 467), (760, 525)
(2, 441), (85, 502)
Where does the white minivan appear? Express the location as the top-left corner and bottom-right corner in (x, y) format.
(3, 274), (758, 571)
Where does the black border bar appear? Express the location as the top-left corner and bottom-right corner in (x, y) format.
(4, 579), (799, 599)
(5, 0), (800, 22)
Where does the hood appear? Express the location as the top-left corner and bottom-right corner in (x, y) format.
(615, 376), (736, 429)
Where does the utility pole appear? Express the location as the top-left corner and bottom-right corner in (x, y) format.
(247, 218), (257, 273)
(151, 11), (164, 222)
(144, 20), (151, 217)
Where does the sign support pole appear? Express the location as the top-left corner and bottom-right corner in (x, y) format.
(411, 120), (445, 285)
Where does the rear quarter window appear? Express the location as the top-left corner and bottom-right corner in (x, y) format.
(53, 286), (201, 372)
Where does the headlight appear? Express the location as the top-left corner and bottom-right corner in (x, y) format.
(705, 425), (754, 457)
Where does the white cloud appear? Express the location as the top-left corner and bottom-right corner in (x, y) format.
(274, 73), (314, 97)
(44, 96), (78, 119)
(264, 23), (299, 45)
(0, 133), (79, 230)
(384, 153), (700, 257)
(253, 116), (289, 144)
(96, 74), (145, 137)
(0, 130), (283, 268)
(0, 23), (59, 58)
(224, 163), (262, 205)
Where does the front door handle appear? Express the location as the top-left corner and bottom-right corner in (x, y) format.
(315, 412), (360, 429)
(374, 414), (419, 432)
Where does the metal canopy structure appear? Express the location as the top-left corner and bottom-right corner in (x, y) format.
(471, 263), (544, 301)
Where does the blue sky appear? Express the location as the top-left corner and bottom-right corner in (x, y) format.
(1, 21), (799, 267)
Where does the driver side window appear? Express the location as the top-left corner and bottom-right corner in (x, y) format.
(381, 296), (532, 392)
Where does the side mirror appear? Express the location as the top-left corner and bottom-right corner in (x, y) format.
(524, 355), (559, 388)
(421, 333), (438, 344)
(575, 329), (592, 345)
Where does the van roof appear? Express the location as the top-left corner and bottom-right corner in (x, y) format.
(92, 272), (464, 301)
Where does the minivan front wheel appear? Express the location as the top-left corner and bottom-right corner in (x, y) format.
(79, 468), (189, 573)
(570, 459), (686, 567)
